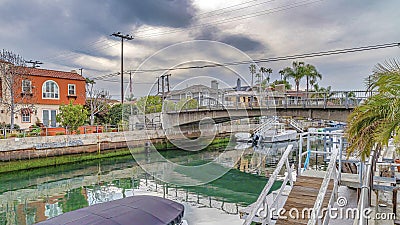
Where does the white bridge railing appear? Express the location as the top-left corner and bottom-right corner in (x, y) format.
(243, 144), (294, 225)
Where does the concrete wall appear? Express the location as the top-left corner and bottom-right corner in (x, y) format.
(0, 124), (256, 161)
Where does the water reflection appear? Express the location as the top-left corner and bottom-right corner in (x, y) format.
(0, 144), (290, 225)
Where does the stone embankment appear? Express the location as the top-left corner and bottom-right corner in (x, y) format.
(0, 124), (256, 161)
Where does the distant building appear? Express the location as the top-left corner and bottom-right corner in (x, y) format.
(0, 67), (86, 129)
(166, 80), (224, 107)
(224, 78), (260, 107)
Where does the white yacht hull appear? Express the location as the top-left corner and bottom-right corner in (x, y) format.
(261, 130), (298, 143)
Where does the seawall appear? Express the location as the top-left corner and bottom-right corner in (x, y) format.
(0, 124), (256, 161)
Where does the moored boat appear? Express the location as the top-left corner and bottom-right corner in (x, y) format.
(36, 195), (186, 225)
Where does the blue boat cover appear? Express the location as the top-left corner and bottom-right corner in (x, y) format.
(36, 195), (184, 225)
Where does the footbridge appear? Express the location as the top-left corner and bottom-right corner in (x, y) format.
(163, 90), (370, 126)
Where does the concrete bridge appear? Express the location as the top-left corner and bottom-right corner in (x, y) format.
(161, 90), (370, 127)
(128, 90), (373, 129)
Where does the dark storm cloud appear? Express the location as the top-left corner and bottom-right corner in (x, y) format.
(194, 26), (265, 53)
(219, 35), (264, 53)
(0, 0), (196, 53)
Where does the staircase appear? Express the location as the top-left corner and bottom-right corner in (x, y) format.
(289, 119), (304, 133)
(254, 118), (276, 134)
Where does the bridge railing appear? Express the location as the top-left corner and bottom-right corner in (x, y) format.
(164, 90), (375, 113)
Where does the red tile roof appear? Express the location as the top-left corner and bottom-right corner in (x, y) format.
(21, 67), (86, 81)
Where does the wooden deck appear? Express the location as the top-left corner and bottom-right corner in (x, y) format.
(275, 176), (334, 225)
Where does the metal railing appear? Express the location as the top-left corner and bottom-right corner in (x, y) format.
(164, 90), (374, 113)
(243, 144), (294, 225)
(308, 149), (340, 225)
(296, 132), (344, 225)
(355, 148), (375, 225)
(288, 119), (304, 132)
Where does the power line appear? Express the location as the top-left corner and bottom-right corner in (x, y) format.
(42, 0), (316, 64)
(133, 0), (276, 35)
(92, 42), (400, 80)
(135, 0), (321, 38)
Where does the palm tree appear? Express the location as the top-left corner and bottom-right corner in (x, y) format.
(259, 67), (266, 83)
(249, 64), (256, 87)
(266, 68), (273, 84)
(346, 59), (400, 159)
(260, 67), (273, 85)
(282, 61), (306, 93)
(312, 84), (333, 98)
(304, 64), (322, 94)
(279, 70), (285, 81)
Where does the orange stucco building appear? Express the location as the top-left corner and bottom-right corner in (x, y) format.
(0, 67), (86, 129)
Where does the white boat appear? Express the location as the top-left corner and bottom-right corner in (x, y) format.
(235, 132), (252, 142)
(256, 123), (298, 143)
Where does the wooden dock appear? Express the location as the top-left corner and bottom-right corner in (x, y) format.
(275, 176), (334, 225)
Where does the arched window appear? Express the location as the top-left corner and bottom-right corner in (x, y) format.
(42, 80), (59, 99)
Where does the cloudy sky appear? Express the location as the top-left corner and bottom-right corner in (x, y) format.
(0, 0), (399, 99)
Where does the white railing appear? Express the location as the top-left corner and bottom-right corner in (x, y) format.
(354, 148), (375, 225)
(288, 119), (304, 132)
(243, 144), (294, 225)
(308, 149), (340, 225)
(253, 118), (275, 134)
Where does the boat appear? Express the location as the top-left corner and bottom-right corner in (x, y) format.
(235, 132), (252, 142)
(36, 195), (186, 225)
(255, 123), (297, 143)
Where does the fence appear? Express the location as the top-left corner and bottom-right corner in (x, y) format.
(163, 90), (375, 113)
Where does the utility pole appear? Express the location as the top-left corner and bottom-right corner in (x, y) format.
(25, 60), (43, 68)
(157, 74), (171, 101)
(111, 32), (134, 104)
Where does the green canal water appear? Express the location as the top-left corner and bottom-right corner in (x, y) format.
(0, 144), (293, 225)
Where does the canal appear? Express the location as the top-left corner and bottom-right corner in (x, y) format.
(0, 141), (299, 225)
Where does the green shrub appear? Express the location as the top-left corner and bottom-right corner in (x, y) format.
(55, 132), (65, 136)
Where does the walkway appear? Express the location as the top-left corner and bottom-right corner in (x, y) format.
(275, 176), (334, 225)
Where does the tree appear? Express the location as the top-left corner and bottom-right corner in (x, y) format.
(282, 61), (306, 93)
(177, 98), (198, 110)
(304, 64), (322, 94)
(135, 95), (162, 114)
(270, 80), (292, 90)
(106, 103), (132, 125)
(85, 78), (111, 125)
(279, 69), (285, 81)
(346, 59), (400, 159)
(311, 84), (333, 98)
(56, 101), (88, 134)
(249, 64), (256, 87)
(0, 50), (35, 130)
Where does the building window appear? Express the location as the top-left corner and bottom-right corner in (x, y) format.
(21, 108), (31, 123)
(42, 80), (59, 99)
(43, 109), (57, 127)
(22, 80), (32, 93)
(185, 91), (192, 99)
(68, 84), (76, 96)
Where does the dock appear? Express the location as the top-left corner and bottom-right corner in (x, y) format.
(275, 176), (334, 225)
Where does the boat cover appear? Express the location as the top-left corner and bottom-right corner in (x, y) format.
(36, 195), (184, 225)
